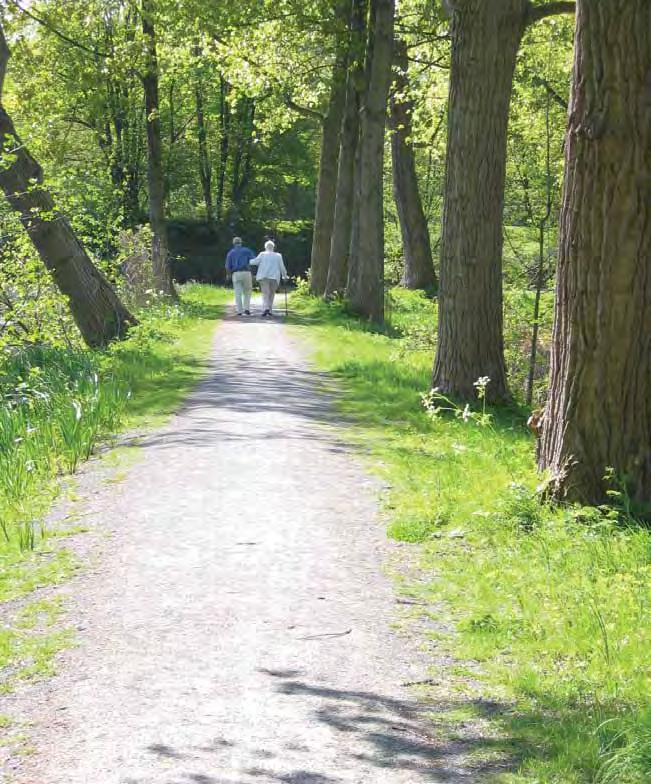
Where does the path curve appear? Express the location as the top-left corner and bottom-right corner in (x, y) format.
(3, 309), (471, 784)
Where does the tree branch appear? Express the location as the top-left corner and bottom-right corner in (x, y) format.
(8, 0), (110, 57)
(527, 1), (576, 25)
(211, 33), (326, 123)
(62, 115), (97, 131)
(284, 96), (325, 123)
(531, 75), (568, 111)
(407, 54), (449, 70)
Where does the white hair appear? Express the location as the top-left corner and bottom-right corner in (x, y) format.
(265, 240), (275, 251)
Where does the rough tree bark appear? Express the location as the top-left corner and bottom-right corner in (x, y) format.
(539, 0), (651, 507)
(325, 0), (368, 297)
(309, 1), (350, 296)
(141, 0), (175, 296)
(433, 0), (575, 402)
(346, 0), (395, 322)
(0, 25), (135, 348)
(389, 38), (436, 291)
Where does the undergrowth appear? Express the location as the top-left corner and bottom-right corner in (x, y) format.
(291, 286), (651, 784)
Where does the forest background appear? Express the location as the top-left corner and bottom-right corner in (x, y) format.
(0, 0), (569, 393)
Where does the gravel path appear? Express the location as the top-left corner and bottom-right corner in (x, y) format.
(3, 309), (475, 784)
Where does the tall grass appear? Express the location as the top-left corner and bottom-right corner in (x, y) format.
(0, 348), (128, 551)
(0, 284), (229, 554)
(291, 287), (651, 784)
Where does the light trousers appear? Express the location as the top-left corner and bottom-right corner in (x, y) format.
(260, 279), (279, 312)
(231, 270), (252, 314)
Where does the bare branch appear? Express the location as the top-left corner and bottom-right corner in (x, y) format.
(527, 1), (576, 25)
(407, 54), (449, 70)
(284, 96), (325, 123)
(532, 75), (568, 110)
(62, 115), (97, 131)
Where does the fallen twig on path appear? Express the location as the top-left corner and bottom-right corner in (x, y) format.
(299, 629), (352, 640)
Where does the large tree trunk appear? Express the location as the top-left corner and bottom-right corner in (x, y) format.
(539, 0), (651, 508)
(325, 0), (367, 297)
(141, 0), (175, 297)
(309, 2), (350, 296)
(432, 0), (526, 401)
(346, 0), (395, 322)
(432, 0), (574, 402)
(389, 38), (437, 291)
(0, 26), (135, 348)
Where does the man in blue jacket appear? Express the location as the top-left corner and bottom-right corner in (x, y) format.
(225, 237), (256, 316)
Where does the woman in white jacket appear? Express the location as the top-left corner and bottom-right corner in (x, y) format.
(251, 240), (288, 317)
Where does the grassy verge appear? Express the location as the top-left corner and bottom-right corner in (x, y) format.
(0, 284), (229, 695)
(290, 287), (651, 784)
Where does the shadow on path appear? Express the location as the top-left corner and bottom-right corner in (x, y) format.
(134, 673), (513, 784)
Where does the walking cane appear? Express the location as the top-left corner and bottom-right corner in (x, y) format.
(283, 277), (289, 318)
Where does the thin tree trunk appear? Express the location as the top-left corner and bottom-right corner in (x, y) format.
(0, 28), (135, 348)
(116, 87), (144, 227)
(216, 77), (230, 222)
(346, 0), (395, 322)
(389, 38), (436, 291)
(166, 78), (175, 204)
(325, 0), (367, 297)
(141, 0), (175, 297)
(112, 10), (142, 227)
(526, 224), (546, 407)
(195, 74), (214, 227)
(231, 99), (255, 211)
(539, 0), (651, 507)
(525, 87), (553, 408)
(309, 2), (350, 296)
(104, 74), (141, 226)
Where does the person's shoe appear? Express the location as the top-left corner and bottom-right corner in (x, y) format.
(236, 312), (243, 317)
(261, 309), (270, 317)
(244, 310), (251, 316)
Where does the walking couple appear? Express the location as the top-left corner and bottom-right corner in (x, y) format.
(225, 237), (288, 317)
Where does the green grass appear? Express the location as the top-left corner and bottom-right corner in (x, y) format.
(0, 283), (228, 553)
(0, 284), (229, 697)
(290, 286), (651, 784)
(0, 598), (72, 695)
(107, 284), (230, 428)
